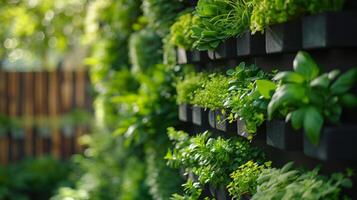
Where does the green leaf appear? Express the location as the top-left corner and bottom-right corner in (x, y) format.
(293, 51), (320, 81)
(303, 106), (324, 145)
(310, 73), (330, 89)
(256, 79), (276, 99)
(328, 69), (340, 80)
(330, 68), (357, 95)
(267, 84), (307, 119)
(273, 71), (305, 83)
(289, 108), (306, 130)
(340, 93), (357, 107)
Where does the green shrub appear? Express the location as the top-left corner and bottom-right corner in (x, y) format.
(192, 74), (229, 110)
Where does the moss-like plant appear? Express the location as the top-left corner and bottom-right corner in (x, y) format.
(169, 12), (197, 50)
(176, 72), (208, 105)
(142, 0), (184, 37)
(191, 74), (229, 110)
(227, 161), (271, 199)
(250, 0), (345, 33)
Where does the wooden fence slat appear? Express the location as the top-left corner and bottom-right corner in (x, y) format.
(24, 72), (34, 157)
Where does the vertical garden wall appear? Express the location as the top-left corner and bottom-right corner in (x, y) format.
(2, 0), (356, 199)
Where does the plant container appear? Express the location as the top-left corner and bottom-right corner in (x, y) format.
(208, 50), (216, 60)
(215, 38), (238, 60)
(303, 125), (357, 161)
(176, 48), (192, 64)
(266, 120), (302, 150)
(209, 184), (228, 200)
(266, 19), (302, 54)
(192, 106), (210, 129)
(191, 50), (209, 63)
(178, 104), (192, 123)
(237, 31), (265, 56)
(208, 109), (216, 129)
(303, 11), (357, 49)
(215, 110), (237, 133)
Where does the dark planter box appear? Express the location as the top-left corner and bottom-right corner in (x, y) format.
(303, 11), (357, 49)
(209, 184), (228, 200)
(178, 104), (192, 122)
(192, 106), (210, 129)
(237, 119), (266, 141)
(208, 109), (216, 129)
(266, 19), (302, 54)
(215, 110), (237, 133)
(237, 31), (265, 56)
(215, 38), (238, 60)
(176, 48), (192, 64)
(208, 50), (216, 60)
(266, 120), (302, 150)
(191, 50), (209, 63)
(303, 125), (357, 161)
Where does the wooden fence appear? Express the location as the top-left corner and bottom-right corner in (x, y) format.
(0, 69), (92, 164)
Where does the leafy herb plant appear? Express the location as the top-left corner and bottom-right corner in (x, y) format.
(224, 63), (275, 137)
(192, 0), (253, 50)
(252, 162), (353, 200)
(227, 161), (271, 199)
(165, 128), (265, 187)
(268, 51), (357, 144)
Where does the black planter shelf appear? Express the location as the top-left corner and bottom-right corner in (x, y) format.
(303, 11), (357, 49)
(303, 125), (357, 161)
(266, 120), (303, 151)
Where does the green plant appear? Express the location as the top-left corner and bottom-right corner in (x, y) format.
(169, 12), (197, 50)
(170, 179), (207, 200)
(192, 74), (229, 110)
(176, 72), (208, 104)
(227, 161), (271, 199)
(268, 51), (357, 144)
(0, 156), (72, 200)
(129, 28), (163, 73)
(224, 63), (275, 137)
(191, 0), (253, 50)
(165, 128), (265, 186)
(250, 0), (345, 33)
(142, 0), (184, 37)
(252, 162), (353, 200)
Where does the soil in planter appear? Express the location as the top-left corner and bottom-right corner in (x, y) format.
(266, 120), (303, 151)
(303, 125), (357, 161)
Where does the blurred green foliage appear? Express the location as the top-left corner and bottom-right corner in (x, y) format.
(0, 156), (72, 200)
